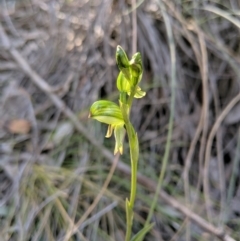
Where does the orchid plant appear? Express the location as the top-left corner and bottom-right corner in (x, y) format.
(89, 46), (153, 241)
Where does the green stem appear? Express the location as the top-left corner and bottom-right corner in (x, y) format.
(126, 122), (138, 206)
(127, 86), (137, 110)
(124, 120), (139, 241)
(120, 91), (127, 104)
(122, 87), (139, 241)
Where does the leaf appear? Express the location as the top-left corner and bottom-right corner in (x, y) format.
(7, 119), (31, 134)
(130, 223), (155, 241)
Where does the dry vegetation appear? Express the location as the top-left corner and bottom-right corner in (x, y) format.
(0, 0), (240, 240)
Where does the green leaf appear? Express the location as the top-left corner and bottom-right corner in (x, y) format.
(130, 223), (155, 241)
(89, 100), (124, 125)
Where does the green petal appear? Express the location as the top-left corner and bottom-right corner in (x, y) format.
(134, 86), (146, 98)
(126, 86), (146, 99)
(117, 71), (131, 93)
(105, 125), (114, 138)
(116, 46), (131, 80)
(131, 52), (142, 65)
(89, 100), (124, 125)
(114, 124), (125, 155)
(116, 45), (130, 70)
(130, 52), (143, 86)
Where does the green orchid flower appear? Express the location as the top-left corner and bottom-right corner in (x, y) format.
(89, 100), (125, 154)
(116, 48), (145, 99)
(116, 46), (143, 87)
(117, 72), (146, 98)
(89, 46), (151, 241)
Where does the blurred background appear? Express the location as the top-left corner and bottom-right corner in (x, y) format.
(0, 0), (240, 240)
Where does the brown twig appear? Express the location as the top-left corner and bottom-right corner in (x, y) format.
(132, 0), (137, 55)
(195, 22), (211, 223)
